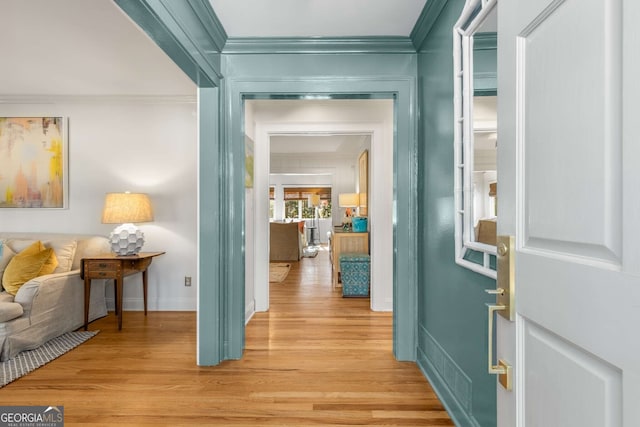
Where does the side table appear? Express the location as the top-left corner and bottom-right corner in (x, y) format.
(81, 252), (165, 330)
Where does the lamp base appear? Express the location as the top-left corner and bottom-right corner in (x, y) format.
(109, 223), (145, 256)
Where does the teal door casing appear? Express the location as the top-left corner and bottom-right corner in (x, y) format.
(221, 51), (420, 361)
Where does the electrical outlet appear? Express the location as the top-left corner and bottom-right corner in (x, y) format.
(184, 276), (192, 287)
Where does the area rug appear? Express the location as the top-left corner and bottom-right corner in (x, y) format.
(269, 263), (291, 283)
(302, 247), (319, 258)
(1, 330), (99, 388)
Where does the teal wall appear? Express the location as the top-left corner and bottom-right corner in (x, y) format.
(415, 1), (497, 426)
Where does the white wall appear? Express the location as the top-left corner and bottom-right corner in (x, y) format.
(473, 170), (497, 225)
(244, 102), (256, 323)
(0, 98), (198, 311)
(270, 154), (359, 227)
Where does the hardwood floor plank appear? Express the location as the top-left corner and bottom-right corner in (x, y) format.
(0, 246), (453, 426)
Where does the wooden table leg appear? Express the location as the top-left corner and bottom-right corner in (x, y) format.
(113, 279), (118, 316)
(116, 272), (124, 331)
(142, 269), (148, 316)
(84, 275), (91, 331)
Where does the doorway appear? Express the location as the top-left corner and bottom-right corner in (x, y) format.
(214, 78), (418, 363)
(245, 99), (394, 316)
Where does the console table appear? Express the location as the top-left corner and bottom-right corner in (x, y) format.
(81, 252), (165, 330)
(330, 231), (369, 288)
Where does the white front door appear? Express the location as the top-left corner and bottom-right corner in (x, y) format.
(497, 0), (640, 425)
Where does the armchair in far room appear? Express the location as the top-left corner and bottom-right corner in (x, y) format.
(269, 221), (303, 261)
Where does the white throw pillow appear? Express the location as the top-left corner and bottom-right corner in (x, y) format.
(43, 240), (77, 273)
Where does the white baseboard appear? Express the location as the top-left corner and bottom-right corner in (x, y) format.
(245, 301), (256, 324)
(106, 297), (196, 311)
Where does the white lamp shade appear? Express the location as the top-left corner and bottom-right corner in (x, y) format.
(338, 193), (359, 207)
(101, 192), (154, 224)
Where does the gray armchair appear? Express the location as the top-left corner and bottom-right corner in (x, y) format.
(269, 222), (303, 261)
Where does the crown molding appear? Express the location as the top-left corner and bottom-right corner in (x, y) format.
(115, 0), (223, 87)
(0, 95), (197, 104)
(223, 37), (417, 54)
(410, 0), (450, 51)
(183, 0), (227, 52)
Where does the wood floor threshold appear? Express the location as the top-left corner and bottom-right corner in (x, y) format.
(0, 247), (453, 426)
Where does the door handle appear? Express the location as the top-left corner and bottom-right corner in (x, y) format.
(485, 235), (515, 391)
(486, 302), (512, 391)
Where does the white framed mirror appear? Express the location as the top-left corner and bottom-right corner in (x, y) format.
(453, 0), (498, 278)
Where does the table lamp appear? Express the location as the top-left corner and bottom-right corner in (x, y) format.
(101, 192), (154, 256)
(338, 193), (359, 231)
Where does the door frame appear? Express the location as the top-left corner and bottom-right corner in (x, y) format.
(251, 113), (392, 314)
(223, 77), (418, 361)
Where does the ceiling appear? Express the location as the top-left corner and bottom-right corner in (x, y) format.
(209, 0), (428, 38)
(270, 134), (369, 155)
(1, 0), (195, 96)
(1, 1), (412, 156)
(0, 0), (429, 97)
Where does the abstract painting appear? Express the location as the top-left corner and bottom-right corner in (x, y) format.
(0, 117), (67, 208)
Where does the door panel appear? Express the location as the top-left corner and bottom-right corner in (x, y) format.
(519, 0), (622, 263)
(524, 319), (622, 427)
(498, 0), (640, 425)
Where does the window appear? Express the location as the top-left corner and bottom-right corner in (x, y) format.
(283, 187), (332, 219)
(269, 187), (275, 219)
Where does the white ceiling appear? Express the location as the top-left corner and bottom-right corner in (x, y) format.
(209, 0), (428, 38)
(1, 0), (428, 96)
(0, 0), (195, 96)
(1, 0), (414, 159)
(270, 134), (369, 154)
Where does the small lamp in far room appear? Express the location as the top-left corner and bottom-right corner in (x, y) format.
(338, 193), (359, 231)
(101, 192), (154, 256)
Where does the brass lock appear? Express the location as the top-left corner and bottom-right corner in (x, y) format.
(485, 235), (515, 391)
(495, 235), (515, 321)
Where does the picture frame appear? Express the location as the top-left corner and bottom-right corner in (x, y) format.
(358, 149), (368, 216)
(0, 117), (68, 208)
(245, 134), (254, 188)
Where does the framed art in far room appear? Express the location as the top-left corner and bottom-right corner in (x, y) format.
(358, 149), (368, 216)
(0, 117), (68, 208)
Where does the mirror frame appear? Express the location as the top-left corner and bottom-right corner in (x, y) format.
(453, 0), (498, 279)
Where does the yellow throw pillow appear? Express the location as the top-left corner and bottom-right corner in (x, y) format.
(2, 244), (59, 296)
(22, 241), (59, 277)
(19, 240), (44, 256)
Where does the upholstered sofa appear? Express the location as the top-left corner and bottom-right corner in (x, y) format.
(269, 221), (304, 261)
(0, 233), (110, 361)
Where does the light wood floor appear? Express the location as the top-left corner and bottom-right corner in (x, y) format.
(0, 247), (453, 426)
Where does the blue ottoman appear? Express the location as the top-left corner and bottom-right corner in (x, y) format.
(340, 253), (370, 297)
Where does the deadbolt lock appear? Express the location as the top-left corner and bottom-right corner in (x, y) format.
(494, 235), (515, 321)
